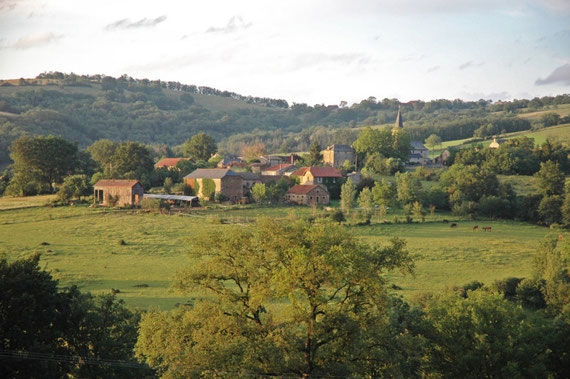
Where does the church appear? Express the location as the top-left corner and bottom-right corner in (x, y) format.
(393, 106), (429, 165)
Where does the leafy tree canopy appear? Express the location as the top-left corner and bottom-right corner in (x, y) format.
(136, 218), (414, 378)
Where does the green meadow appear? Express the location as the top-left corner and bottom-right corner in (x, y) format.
(0, 197), (559, 310)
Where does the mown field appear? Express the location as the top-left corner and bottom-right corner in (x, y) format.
(0, 196), (560, 311)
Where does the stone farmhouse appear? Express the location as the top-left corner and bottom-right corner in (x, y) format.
(293, 166), (343, 185)
(323, 144), (356, 168)
(94, 179), (144, 206)
(184, 168), (243, 202)
(409, 141), (429, 165)
(286, 184), (330, 205)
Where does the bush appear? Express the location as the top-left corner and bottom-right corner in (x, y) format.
(107, 194), (119, 207)
(330, 209), (346, 223)
(215, 193), (229, 202)
(452, 201), (478, 218)
(516, 278), (546, 310)
(140, 198), (161, 210)
(201, 178), (216, 200)
(478, 195), (513, 219)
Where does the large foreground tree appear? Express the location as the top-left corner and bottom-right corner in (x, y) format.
(136, 218), (417, 377)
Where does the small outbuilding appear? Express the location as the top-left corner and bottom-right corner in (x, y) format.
(286, 184), (330, 205)
(94, 179), (144, 207)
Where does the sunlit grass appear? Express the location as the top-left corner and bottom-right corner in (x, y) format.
(0, 199), (560, 311)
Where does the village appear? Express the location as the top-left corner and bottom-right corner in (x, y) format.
(92, 109), (458, 209)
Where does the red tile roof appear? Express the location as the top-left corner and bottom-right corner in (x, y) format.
(287, 184), (323, 195)
(94, 180), (141, 188)
(291, 167), (309, 177)
(306, 166), (342, 178)
(154, 158), (190, 168)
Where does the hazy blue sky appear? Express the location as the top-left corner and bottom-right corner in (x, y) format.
(1, 0), (569, 105)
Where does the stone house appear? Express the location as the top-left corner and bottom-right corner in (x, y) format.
(409, 141), (429, 164)
(237, 172), (262, 195)
(184, 168), (243, 202)
(285, 184), (330, 205)
(296, 166), (343, 185)
(94, 180), (144, 206)
(323, 144), (355, 167)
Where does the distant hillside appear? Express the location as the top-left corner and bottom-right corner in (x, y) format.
(0, 73), (569, 165)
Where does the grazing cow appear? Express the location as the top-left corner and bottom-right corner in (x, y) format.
(483, 226), (492, 231)
(473, 225), (479, 231)
(443, 219), (449, 223)
(450, 223), (457, 228)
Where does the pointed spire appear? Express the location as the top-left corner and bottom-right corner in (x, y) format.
(394, 105), (403, 128)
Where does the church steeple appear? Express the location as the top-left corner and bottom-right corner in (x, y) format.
(394, 105), (404, 128)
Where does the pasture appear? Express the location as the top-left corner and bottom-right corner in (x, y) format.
(0, 196), (558, 310)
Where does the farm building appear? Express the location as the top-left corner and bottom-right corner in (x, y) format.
(154, 158), (191, 170)
(94, 180), (144, 207)
(184, 168), (243, 202)
(323, 144), (355, 167)
(286, 184), (330, 205)
(237, 172), (262, 194)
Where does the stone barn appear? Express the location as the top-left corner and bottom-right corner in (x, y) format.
(184, 168), (243, 202)
(286, 184), (330, 205)
(94, 180), (144, 206)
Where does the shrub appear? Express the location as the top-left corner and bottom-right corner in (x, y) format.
(516, 278), (546, 310)
(107, 194), (119, 207)
(330, 209), (346, 223)
(201, 178), (216, 200)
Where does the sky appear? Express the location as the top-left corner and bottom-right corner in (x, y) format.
(0, 0), (569, 105)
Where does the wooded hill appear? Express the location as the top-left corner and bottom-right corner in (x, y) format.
(1, 72), (569, 165)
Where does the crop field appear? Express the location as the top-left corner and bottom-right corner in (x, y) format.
(0, 196), (560, 311)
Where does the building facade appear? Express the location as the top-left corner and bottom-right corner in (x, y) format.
(184, 169), (243, 202)
(409, 141), (429, 164)
(322, 145), (355, 167)
(94, 180), (144, 206)
(286, 184), (330, 205)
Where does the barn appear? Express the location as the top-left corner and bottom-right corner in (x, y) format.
(94, 179), (144, 207)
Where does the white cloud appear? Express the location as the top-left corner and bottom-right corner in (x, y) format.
(105, 15), (167, 31)
(13, 32), (60, 49)
(205, 16), (252, 34)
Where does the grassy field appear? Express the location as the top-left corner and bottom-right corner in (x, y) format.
(0, 196), (560, 311)
(0, 194), (57, 210)
(517, 103), (570, 121)
(429, 123), (570, 157)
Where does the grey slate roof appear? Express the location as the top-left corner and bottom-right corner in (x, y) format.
(237, 172), (261, 180)
(184, 168), (238, 179)
(411, 141), (427, 150)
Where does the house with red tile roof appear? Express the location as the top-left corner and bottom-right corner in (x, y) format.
(298, 167), (342, 185)
(285, 184), (329, 205)
(154, 157), (191, 170)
